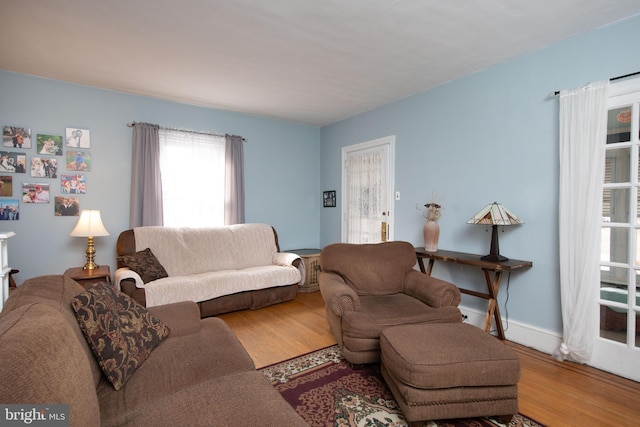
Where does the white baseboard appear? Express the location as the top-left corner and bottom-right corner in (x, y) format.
(459, 305), (640, 381)
(459, 305), (562, 355)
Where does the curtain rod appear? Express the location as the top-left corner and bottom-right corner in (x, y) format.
(553, 71), (640, 96)
(127, 121), (245, 141)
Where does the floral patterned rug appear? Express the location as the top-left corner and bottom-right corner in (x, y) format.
(260, 345), (544, 427)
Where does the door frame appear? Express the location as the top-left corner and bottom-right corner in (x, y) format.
(340, 135), (395, 243)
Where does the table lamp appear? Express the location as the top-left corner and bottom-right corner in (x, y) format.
(70, 210), (110, 270)
(468, 202), (523, 262)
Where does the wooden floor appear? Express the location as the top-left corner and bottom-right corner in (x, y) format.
(219, 292), (640, 427)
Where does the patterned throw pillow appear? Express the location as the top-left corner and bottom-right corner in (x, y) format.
(117, 248), (168, 283)
(72, 282), (170, 390)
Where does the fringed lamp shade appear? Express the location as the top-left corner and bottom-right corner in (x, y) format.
(468, 202), (523, 262)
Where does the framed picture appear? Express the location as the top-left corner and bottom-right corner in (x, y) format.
(66, 150), (91, 171)
(55, 196), (79, 216)
(2, 126), (31, 149)
(22, 183), (50, 204)
(323, 190), (336, 207)
(30, 157), (58, 178)
(0, 175), (12, 197)
(0, 151), (26, 173)
(65, 128), (91, 148)
(61, 173), (86, 194)
(36, 134), (63, 155)
(0, 199), (19, 220)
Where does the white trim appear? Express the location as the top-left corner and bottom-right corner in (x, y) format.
(460, 305), (562, 355)
(461, 304), (640, 381)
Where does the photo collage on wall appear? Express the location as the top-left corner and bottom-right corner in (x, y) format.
(1, 126), (93, 220)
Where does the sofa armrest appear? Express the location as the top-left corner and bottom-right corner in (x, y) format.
(114, 267), (144, 290)
(274, 252), (304, 285)
(273, 251), (301, 267)
(147, 301), (201, 337)
(319, 271), (361, 316)
(403, 269), (461, 308)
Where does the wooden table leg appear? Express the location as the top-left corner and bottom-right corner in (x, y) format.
(417, 257), (435, 276)
(483, 269), (505, 340)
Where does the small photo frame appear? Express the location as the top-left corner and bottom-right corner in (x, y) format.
(61, 173), (86, 194)
(55, 196), (79, 216)
(0, 175), (12, 197)
(0, 151), (26, 173)
(66, 151), (91, 171)
(0, 199), (19, 220)
(2, 126), (31, 149)
(30, 157), (58, 178)
(36, 134), (64, 155)
(65, 128), (91, 148)
(323, 190), (336, 207)
(22, 183), (50, 204)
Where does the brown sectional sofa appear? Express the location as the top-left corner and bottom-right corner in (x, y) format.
(0, 275), (306, 427)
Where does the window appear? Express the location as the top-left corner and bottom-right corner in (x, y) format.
(600, 79), (640, 346)
(159, 129), (225, 227)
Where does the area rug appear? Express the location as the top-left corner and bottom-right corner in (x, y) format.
(260, 345), (543, 427)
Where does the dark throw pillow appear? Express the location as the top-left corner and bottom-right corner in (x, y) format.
(72, 281), (170, 390)
(117, 247), (168, 283)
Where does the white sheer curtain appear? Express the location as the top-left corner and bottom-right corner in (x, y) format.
(345, 147), (384, 243)
(556, 81), (609, 363)
(159, 129), (225, 227)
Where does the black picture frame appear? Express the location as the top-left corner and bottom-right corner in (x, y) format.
(323, 190), (336, 207)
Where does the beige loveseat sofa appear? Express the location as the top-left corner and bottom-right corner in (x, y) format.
(116, 223), (303, 317)
(0, 275), (306, 427)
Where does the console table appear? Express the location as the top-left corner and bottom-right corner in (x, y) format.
(415, 247), (532, 340)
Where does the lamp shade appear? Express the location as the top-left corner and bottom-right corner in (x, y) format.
(70, 210), (110, 237)
(467, 202), (523, 226)
(468, 202), (522, 262)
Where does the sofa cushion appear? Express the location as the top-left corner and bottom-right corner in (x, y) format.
(100, 370), (308, 427)
(320, 241), (417, 295)
(117, 247), (168, 283)
(0, 303), (101, 426)
(140, 265), (302, 307)
(72, 282), (170, 390)
(132, 224), (279, 276)
(1, 274), (104, 387)
(97, 317), (258, 424)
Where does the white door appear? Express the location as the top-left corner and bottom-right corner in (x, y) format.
(341, 136), (395, 243)
(592, 77), (640, 381)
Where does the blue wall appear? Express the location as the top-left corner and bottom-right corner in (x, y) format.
(2, 14), (640, 340)
(320, 15), (640, 334)
(0, 72), (321, 282)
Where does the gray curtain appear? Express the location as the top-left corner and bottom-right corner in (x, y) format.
(129, 123), (163, 227)
(224, 134), (245, 224)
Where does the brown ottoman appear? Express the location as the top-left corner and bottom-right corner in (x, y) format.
(380, 322), (520, 425)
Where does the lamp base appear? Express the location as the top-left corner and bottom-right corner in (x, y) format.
(82, 262), (100, 270)
(83, 236), (99, 270)
(482, 225), (509, 262)
(481, 253), (509, 262)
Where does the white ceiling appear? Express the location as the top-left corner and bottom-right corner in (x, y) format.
(2, 1), (639, 127)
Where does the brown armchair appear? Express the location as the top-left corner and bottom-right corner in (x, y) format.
(319, 241), (462, 364)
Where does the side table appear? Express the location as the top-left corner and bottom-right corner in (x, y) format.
(288, 249), (321, 293)
(415, 248), (532, 340)
(64, 265), (111, 288)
